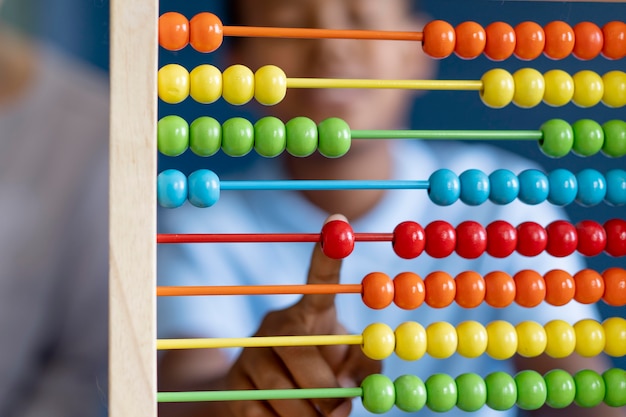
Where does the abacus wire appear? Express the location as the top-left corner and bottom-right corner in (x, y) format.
(158, 387), (362, 403)
(223, 25), (424, 41)
(157, 233), (391, 243)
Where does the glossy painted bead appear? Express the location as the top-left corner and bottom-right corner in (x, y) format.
(426, 322), (457, 359)
(455, 221), (487, 259)
(286, 117), (318, 157)
(576, 220), (607, 256)
(484, 271), (515, 308)
(572, 70), (604, 108)
(361, 374), (395, 414)
(254, 117), (286, 158)
(573, 22), (604, 60)
(394, 321), (426, 361)
(159, 12), (189, 51)
(543, 21), (575, 59)
(254, 65), (287, 106)
(456, 373), (487, 412)
(573, 269), (604, 304)
(422, 20), (456, 59)
(606, 169), (626, 206)
(516, 320), (547, 357)
(187, 169), (220, 208)
(393, 272), (425, 310)
(485, 371), (517, 411)
(317, 117), (351, 158)
(394, 375), (426, 412)
(189, 64), (222, 104)
(602, 21), (626, 60)
(392, 221), (425, 259)
(602, 267), (626, 306)
(576, 169), (607, 206)
(604, 219), (626, 257)
(456, 321), (487, 358)
(544, 369), (576, 408)
(424, 271), (456, 308)
(515, 370), (547, 410)
(543, 69), (574, 106)
(454, 271), (485, 308)
(545, 220), (578, 257)
(158, 64), (190, 104)
(518, 169), (549, 205)
(157, 169), (187, 208)
(603, 368), (626, 407)
(158, 115), (189, 156)
(320, 219), (355, 259)
(573, 319), (605, 357)
(489, 169), (520, 204)
(572, 119), (604, 156)
(221, 117), (254, 157)
(602, 120), (626, 158)
(424, 220), (456, 258)
(544, 319), (576, 358)
(602, 71), (626, 108)
(361, 272), (394, 310)
(514, 269), (546, 308)
(454, 21), (486, 59)
(539, 119), (574, 158)
(516, 222), (547, 256)
(603, 317), (626, 356)
(512, 68), (544, 108)
(486, 220), (517, 258)
(361, 323), (395, 360)
(484, 22), (516, 61)
(486, 320), (517, 360)
(480, 69), (514, 108)
(222, 64), (254, 105)
(190, 116), (221, 157)
(425, 374), (457, 412)
(428, 169), (460, 206)
(459, 169), (490, 206)
(514, 21), (545, 60)
(574, 370), (606, 408)
(547, 169), (577, 206)
(189, 12), (223, 53)
(544, 269), (575, 306)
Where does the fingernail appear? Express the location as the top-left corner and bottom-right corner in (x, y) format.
(324, 213), (348, 224)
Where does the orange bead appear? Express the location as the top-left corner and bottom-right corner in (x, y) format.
(189, 12), (224, 53)
(424, 271), (456, 308)
(484, 271), (516, 308)
(543, 21), (575, 60)
(159, 12), (190, 51)
(361, 272), (395, 310)
(454, 21), (486, 59)
(602, 267), (626, 307)
(602, 21), (626, 60)
(422, 20), (456, 59)
(484, 22), (516, 61)
(455, 271), (485, 308)
(573, 22), (604, 60)
(513, 269), (546, 308)
(393, 272), (425, 310)
(544, 269), (575, 306)
(514, 21), (545, 60)
(573, 269), (605, 304)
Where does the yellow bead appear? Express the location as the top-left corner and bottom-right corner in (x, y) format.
(189, 64), (222, 104)
(362, 323), (395, 360)
(516, 321), (547, 357)
(222, 64), (254, 105)
(544, 320), (576, 358)
(456, 321), (487, 358)
(512, 68), (545, 108)
(572, 70), (604, 108)
(395, 321), (427, 361)
(254, 65), (287, 106)
(603, 317), (626, 357)
(543, 69), (574, 107)
(486, 320), (518, 360)
(480, 68), (514, 108)
(573, 319), (605, 358)
(602, 71), (626, 108)
(426, 322), (458, 359)
(158, 64), (190, 104)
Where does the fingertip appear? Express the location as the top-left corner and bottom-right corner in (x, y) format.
(324, 213), (349, 225)
(328, 398), (352, 417)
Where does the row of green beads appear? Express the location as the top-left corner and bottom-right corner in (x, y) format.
(540, 119), (626, 158)
(158, 115), (351, 158)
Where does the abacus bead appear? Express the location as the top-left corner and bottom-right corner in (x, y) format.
(603, 368), (626, 407)
(516, 320), (547, 357)
(159, 12), (189, 51)
(362, 272), (394, 310)
(424, 220), (456, 258)
(572, 70), (604, 108)
(361, 374), (395, 414)
(189, 12), (223, 53)
(543, 21), (575, 59)
(254, 116), (286, 158)
(189, 64), (222, 104)
(428, 169), (460, 206)
(514, 21), (545, 60)
(544, 319), (576, 358)
(576, 220), (607, 256)
(286, 117), (318, 157)
(426, 322), (457, 359)
(514, 269), (546, 308)
(572, 22), (604, 60)
(392, 221), (425, 259)
(361, 323), (395, 360)
(254, 65), (287, 106)
(455, 271), (485, 308)
(484, 271), (516, 308)
(543, 69), (574, 107)
(484, 22), (516, 61)
(545, 220), (578, 257)
(317, 117), (351, 158)
(515, 370), (547, 410)
(572, 119), (604, 156)
(394, 321), (427, 361)
(480, 69), (514, 108)
(393, 272), (425, 310)
(459, 169), (490, 206)
(485, 372), (517, 411)
(576, 169), (607, 206)
(544, 369), (576, 408)
(544, 269), (575, 306)
(603, 317), (626, 356)
(539, 119), (574, 158)
(454, 21), (486, 59)
(602, 21), (626, 60)
(516, 222), (547, 257)
(222, 65), (254, 105)
(456, 373), (487, 412)
(517, 169), (549, 205)
(158, 115), (189, 156)
(604, 219), (626, 257)
(602, 71), (626, 108)
(320, 219), (355, 259)
(574, 370), (606, 408)
(424, 271), (456, 308)
(221, 117), (254, 157)
(190, 117), (221, 157)
(456, 321), (488, 358)
(157, 169), (187, 208)
(606, 169), (626, 206)
(425, 374), (457, 412)
(486, 220), (517, 258)
(422, 20), (456, 59)
(602, 267), (626, 306)
(187, 169), (220, 208)
(547, 169), (577, 205)
(158, 64), (190, 104)
(573, 319), (606, 357)
(486, 320), (518, 360)
(455, 221), (487, 259)
(512, 68), (545, 108)
(394, 375), (426, 412)
(489, 169), (519, 204)
(573, 269), (604, 304)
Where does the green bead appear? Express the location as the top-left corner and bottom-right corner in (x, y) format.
(515, 370), (547, 410)
(158, 115), (189, 156)
(544, 369), (576, 409)
(286, 117), (318, 157)
(455, 373), (486, 412)
(190, 117), (221, 157)
(602, 120), (626, 158)
(221, 117), (254, 157)
(254, 116), (286, 158)
(572, 119), (604, 156)
(425, 374), (457, 412)
(603, 368), (626, 407)
(539, 119), (573, 158)
(574, 369), (605, 408)
(485, 371), (517, 411)
(361, 374), (395, 414)
(317, 117), (351, 158)
(394, 375), (426, 412)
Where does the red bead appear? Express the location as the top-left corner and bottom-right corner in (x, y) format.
(602, 21), (626, 60)
(543, 21), (575, 59)
(573, 22), (604, 60)
(455, 271), (485, 308)
(573, 269), (605, 304)
(484, 21), (516, 61)
(514, 270), (546, 307)
(486, 220), (517, 258)
(455, 221), (487, 259)
(159, 12), (190, 51)
(424, 271), (456, 308)
(425, 220), (456, 258)
(484, 271), (516, 308)
(320, 219), (355, 259)
(544, 269), (575, 306)
(514, 21), (545, 60)
(516, 222), (547, 257)
(604, 218), (626, 257)
(393, 272), (425, 310)
(189, 12), (224, 53)
(602, 267), (626, 306)
(454, 21), (486, 59)
(422, 20), (456, 59)
(361, 272), (394, 309)
(576, 220), (607, 256)
(546, 220), (578, 257)
(392, 221), (425, 259)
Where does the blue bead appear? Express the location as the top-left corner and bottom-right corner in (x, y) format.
(157, 169), (187, 208)
(605, 169), (626, 206)
(518, 169), (549, 205)
(429, 169), (460, 206)
(460, 169), (490, 206)
(576, 169), (606, 207)
(548, 169), (578, 206)
(188, 169), (220, 208)
(488, 169), (519, 205)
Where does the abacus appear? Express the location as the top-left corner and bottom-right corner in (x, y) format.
(108, 1), (626, 416)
